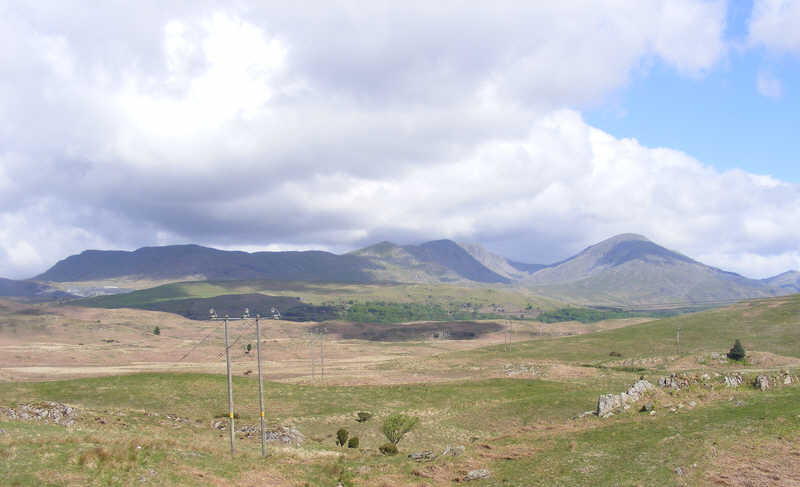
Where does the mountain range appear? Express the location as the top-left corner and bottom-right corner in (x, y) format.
(1, 233), (797, 306)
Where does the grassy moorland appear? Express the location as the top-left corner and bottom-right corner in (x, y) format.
(1, 294), (799, 485)
(73, 280), (564, 323)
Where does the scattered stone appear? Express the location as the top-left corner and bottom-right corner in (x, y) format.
(441, 445), (465, 457)
(735, 400), (745, 407)
(212, 420), (226, 430)
(658, 373), (692, 390)
(264, 426), (304, 445)
(1, 402), (77, 426)
(649, 410), (656, 416)
(724, 374), (743, 388)
(408, 451), (434, 461)
(464, 469), (490, 481)
(640, 402), (654, 413)
(675, 467), (683, 476)
(503, 363), (535, 377)
(701, 373), (711, 381)
(755, 375), (770, 391)
(688, 401), (697, 408)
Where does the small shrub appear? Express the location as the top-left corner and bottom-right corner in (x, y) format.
(153, 326), (160, 336)
(336, 428), (349, 447)
(347, 437), (359, 448)
(381, 413), (418, 446)
(246, 343), (252, 354)
(322, 457), (354, 487)
(356, 411), (372, 423)
(379, 443), (398, 456)
(727, 339), (746, 361)
(609, 351), (622, 357)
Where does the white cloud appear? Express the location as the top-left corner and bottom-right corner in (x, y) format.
(748, 0), (800, 53)
(8, 1), (799, 283)
(756, 71), (783, 98)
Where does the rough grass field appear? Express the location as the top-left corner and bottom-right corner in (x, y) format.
(1, 294), (799, 485)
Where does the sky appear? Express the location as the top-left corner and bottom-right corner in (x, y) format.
(0, 0), (799, 280)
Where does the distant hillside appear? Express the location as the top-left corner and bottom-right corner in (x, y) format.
(351, 240), (509, 283)
(0, 278), (75, 301)
(456, 242), (545, 280)
(763, 270), (800, 294)
(525, 234), (786, 305)
(36, 244), (378, 283)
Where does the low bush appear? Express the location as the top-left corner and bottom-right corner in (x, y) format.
(356, 411), (372, 423)
(379, 443), (398, 456)
(347, 437), (359, 448)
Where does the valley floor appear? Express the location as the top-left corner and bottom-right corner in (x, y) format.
(1, 295), (800, 485)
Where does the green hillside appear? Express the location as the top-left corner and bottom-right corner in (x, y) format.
(460, 293), (800, 364)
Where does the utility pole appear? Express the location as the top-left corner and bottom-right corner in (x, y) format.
(504, 320), (512, 352)
(223, 315), (235, 456)
(320, 327), (326, 379)
(309, 332), (316, 381)
(255, 313), (266, 457)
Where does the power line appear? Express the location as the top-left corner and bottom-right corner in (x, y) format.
(176, 327), (219, 363)
(216, 321), (256, 359)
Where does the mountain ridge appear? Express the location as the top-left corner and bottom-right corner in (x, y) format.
(9, 234), (797, 306)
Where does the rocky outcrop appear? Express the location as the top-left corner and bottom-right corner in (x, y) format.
(754, 375), (770, 391)
(1, 402), (77, 426)
(597, 379), (654, 417)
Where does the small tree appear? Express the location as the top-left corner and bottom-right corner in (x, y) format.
(246, 343), (252, 354)
(727, 339), (746, 361)
(336, 428), (349, 447)
(381, 413), (418, 446)
(153, 326), (160, 336)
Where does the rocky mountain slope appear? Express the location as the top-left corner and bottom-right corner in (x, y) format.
(351, 240), (510, 283)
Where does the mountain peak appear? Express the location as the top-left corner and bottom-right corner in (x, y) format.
(598, 233), (651, 245)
